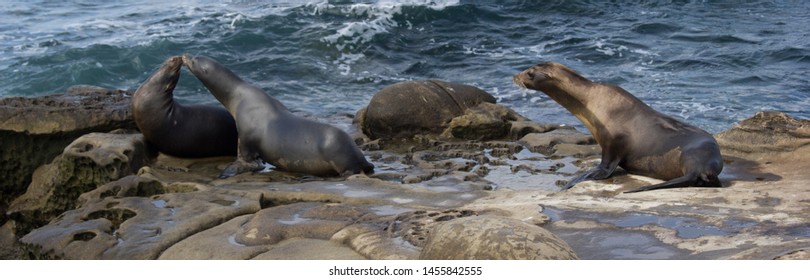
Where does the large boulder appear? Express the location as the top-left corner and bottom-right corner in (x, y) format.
(356, 80), (501, 139)
(0, 86), (135, 222)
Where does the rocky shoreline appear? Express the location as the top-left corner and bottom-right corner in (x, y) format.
(1, 86), (808, 260)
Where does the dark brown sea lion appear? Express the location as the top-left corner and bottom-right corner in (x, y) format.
(181, 54), (374, 178)
(131, 56), (238, 158)
(513, 62), (723, 193)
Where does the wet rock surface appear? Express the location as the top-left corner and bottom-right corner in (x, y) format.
(507, 111), (810, 260)
(420, 216), (578, 260)
(2, 87), (809, 261)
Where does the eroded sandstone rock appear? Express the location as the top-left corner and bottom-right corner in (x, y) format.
(357, 80), (495, 139)
(441, 102), (529, 141)
(357, 80), (550, 141)
(0, 86), (134, 224)
(21, 184), (261, 259)
(8, 132), (152, 234)
(420, 216), (578, 260)
(518, 127), (597, 156)
(715, 111), (810, 160)
(10, 109), (810, 261)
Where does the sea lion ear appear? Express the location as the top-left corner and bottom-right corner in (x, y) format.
(532, 63), (555, 80)
(529, 68), (551, 81)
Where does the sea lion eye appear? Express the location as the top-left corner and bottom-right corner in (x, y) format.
(525, 72), (535, 80)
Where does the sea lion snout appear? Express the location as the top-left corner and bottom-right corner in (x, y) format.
(181, 54), (196, 71)
(512, 73), (527, 89)
(182, 54), (217, 76)
(514, 62), (563, 90)
(180, 54), (194, 66)
(513, 67), (542, 89)
(165, 56), (183, 67)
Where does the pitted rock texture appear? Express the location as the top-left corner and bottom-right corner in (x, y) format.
(8, 132), (152, 234)
(235, 203), (378, 246)
(21, 183), (261, 259)
(0, 86), (134, 223)
(420, 216), (578, 260)
(385, 209), (478, 248)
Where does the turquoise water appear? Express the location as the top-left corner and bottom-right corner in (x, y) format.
(1, 0), (808, 133)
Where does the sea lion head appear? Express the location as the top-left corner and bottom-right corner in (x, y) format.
(181, 54), (244, 83)
(181, 54), (245, 100)
(513, 62), (603, 141)
(513, 62), (583, 90)
(181, 54), (217, 77)
(137, 56), (182, 96)
(131, 56), (182, 114)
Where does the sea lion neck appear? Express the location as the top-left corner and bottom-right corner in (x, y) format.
(538, 79), (605, 142)
(132, 57), (181, 116)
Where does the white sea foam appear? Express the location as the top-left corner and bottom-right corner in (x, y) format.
(593, 39), (628, 57)
(317, 3), (404, 48)
(316, 0), (459, 74)
(334, 53), (365, 76)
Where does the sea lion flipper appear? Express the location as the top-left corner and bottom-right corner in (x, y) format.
(623, 175), (695, 193)
(563, 159), (620, 189)
(220, 159), (263, 178)
(515, 62), (724, 192)
(185, 55), (374, 177)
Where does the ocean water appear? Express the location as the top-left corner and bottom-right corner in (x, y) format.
(1, 0), (808, 133)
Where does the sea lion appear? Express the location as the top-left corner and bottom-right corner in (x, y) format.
(131, 56), (238, 158)
(513, 62), (723, 193)
(181, 54), (375, 178)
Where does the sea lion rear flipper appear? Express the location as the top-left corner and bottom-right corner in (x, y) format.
(623, 175), (695, 193)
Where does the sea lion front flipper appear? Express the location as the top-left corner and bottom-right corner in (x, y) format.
(220, 159), (263, 178)
(562, 159), (620, 189)
(219, 140), (263, 178)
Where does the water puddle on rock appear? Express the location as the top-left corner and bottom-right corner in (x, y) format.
(228, 234), (246, 247)
(151, 199), (167, 208)
(483, 148), (580, 191)
(343, 189), (384, 198)
(543, 207), (736, 259)
(370, 205), (413, 216)
(550, 227), (688, 259)
(278, 214), (312, 225)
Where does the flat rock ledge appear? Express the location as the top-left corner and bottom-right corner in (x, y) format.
(2, 86), (808, 260)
